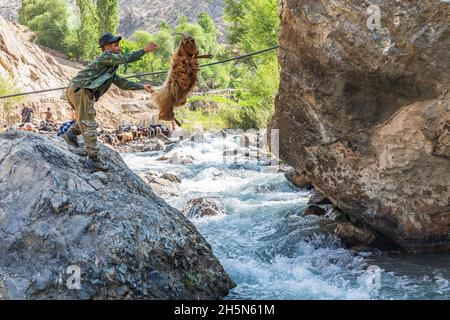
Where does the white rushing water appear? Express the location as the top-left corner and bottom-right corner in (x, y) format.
(122, 131), (450, 300)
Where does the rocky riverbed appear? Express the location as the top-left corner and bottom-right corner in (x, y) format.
(123, 130), (450, 299)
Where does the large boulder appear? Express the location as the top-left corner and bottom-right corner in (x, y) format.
(336, 223), (377, 250)
(182, 198), (226, 219)
(284, 169), (313, 189)
(271, 0), (450, 253)
(308, 190), (332, 205)
(303, 205), (326, 217)
(0, 131), (233, 299)
(142, 175), (181, 198)
(160, 173), (182, 184)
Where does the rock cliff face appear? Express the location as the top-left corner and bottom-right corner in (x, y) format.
(118, 0), (225, 38)
(0, 131), (233, 299)
(0, 0), (19, 22)
(272, 0), (450, 253)
(0, 16), (68, 94)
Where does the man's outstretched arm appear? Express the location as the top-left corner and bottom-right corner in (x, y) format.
(99, 42), (159, 66)
(112, 75), (154, 93)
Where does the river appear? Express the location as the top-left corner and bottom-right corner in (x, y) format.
(122, 130), (450, 300)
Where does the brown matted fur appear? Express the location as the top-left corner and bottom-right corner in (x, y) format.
(151, 33), (212, 125)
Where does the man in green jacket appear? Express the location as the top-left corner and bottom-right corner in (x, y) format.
(62, 32), (157, 171)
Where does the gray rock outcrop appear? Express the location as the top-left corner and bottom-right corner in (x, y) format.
(182, 197), (226, 219)
(0, 131), (233, 299)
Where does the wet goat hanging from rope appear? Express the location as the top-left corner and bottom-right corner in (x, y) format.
(151, 33), (213, 126)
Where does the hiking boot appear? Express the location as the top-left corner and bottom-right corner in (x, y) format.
(62, 130), (79, 148)
(84, 157), (109, 172)
(70, 148), (88, 157)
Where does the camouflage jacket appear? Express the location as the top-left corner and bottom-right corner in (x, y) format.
(70, 49), (146, 100)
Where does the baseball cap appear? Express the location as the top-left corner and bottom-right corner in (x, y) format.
(99, 32), (122, 48)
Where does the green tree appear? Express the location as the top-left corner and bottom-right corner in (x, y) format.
(118, 31), (163, 84)
(64, 29), (83, 59)
(225, 0), (279, 52)
(0, 75), (23, 125)
(96, 0), (119, 34)
(76, 0), (100, 60)
(159, 21), (171, 32)
(196, 13), (231, 89)
(234, 55), (280, 129)
(154, 28), (175, 66)
(19, 0), (69, 52)
(177, 16), (189, 27)
(175, 23), (205, 50)
(222, 0), (280, 128)
(198, 12), (217, 50)
(223, 0), (246, 45)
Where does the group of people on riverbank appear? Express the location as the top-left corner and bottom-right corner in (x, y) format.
(0, 105), (58, 134)
(2, 102), (174, 148)
(99, 123), (172, 146)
